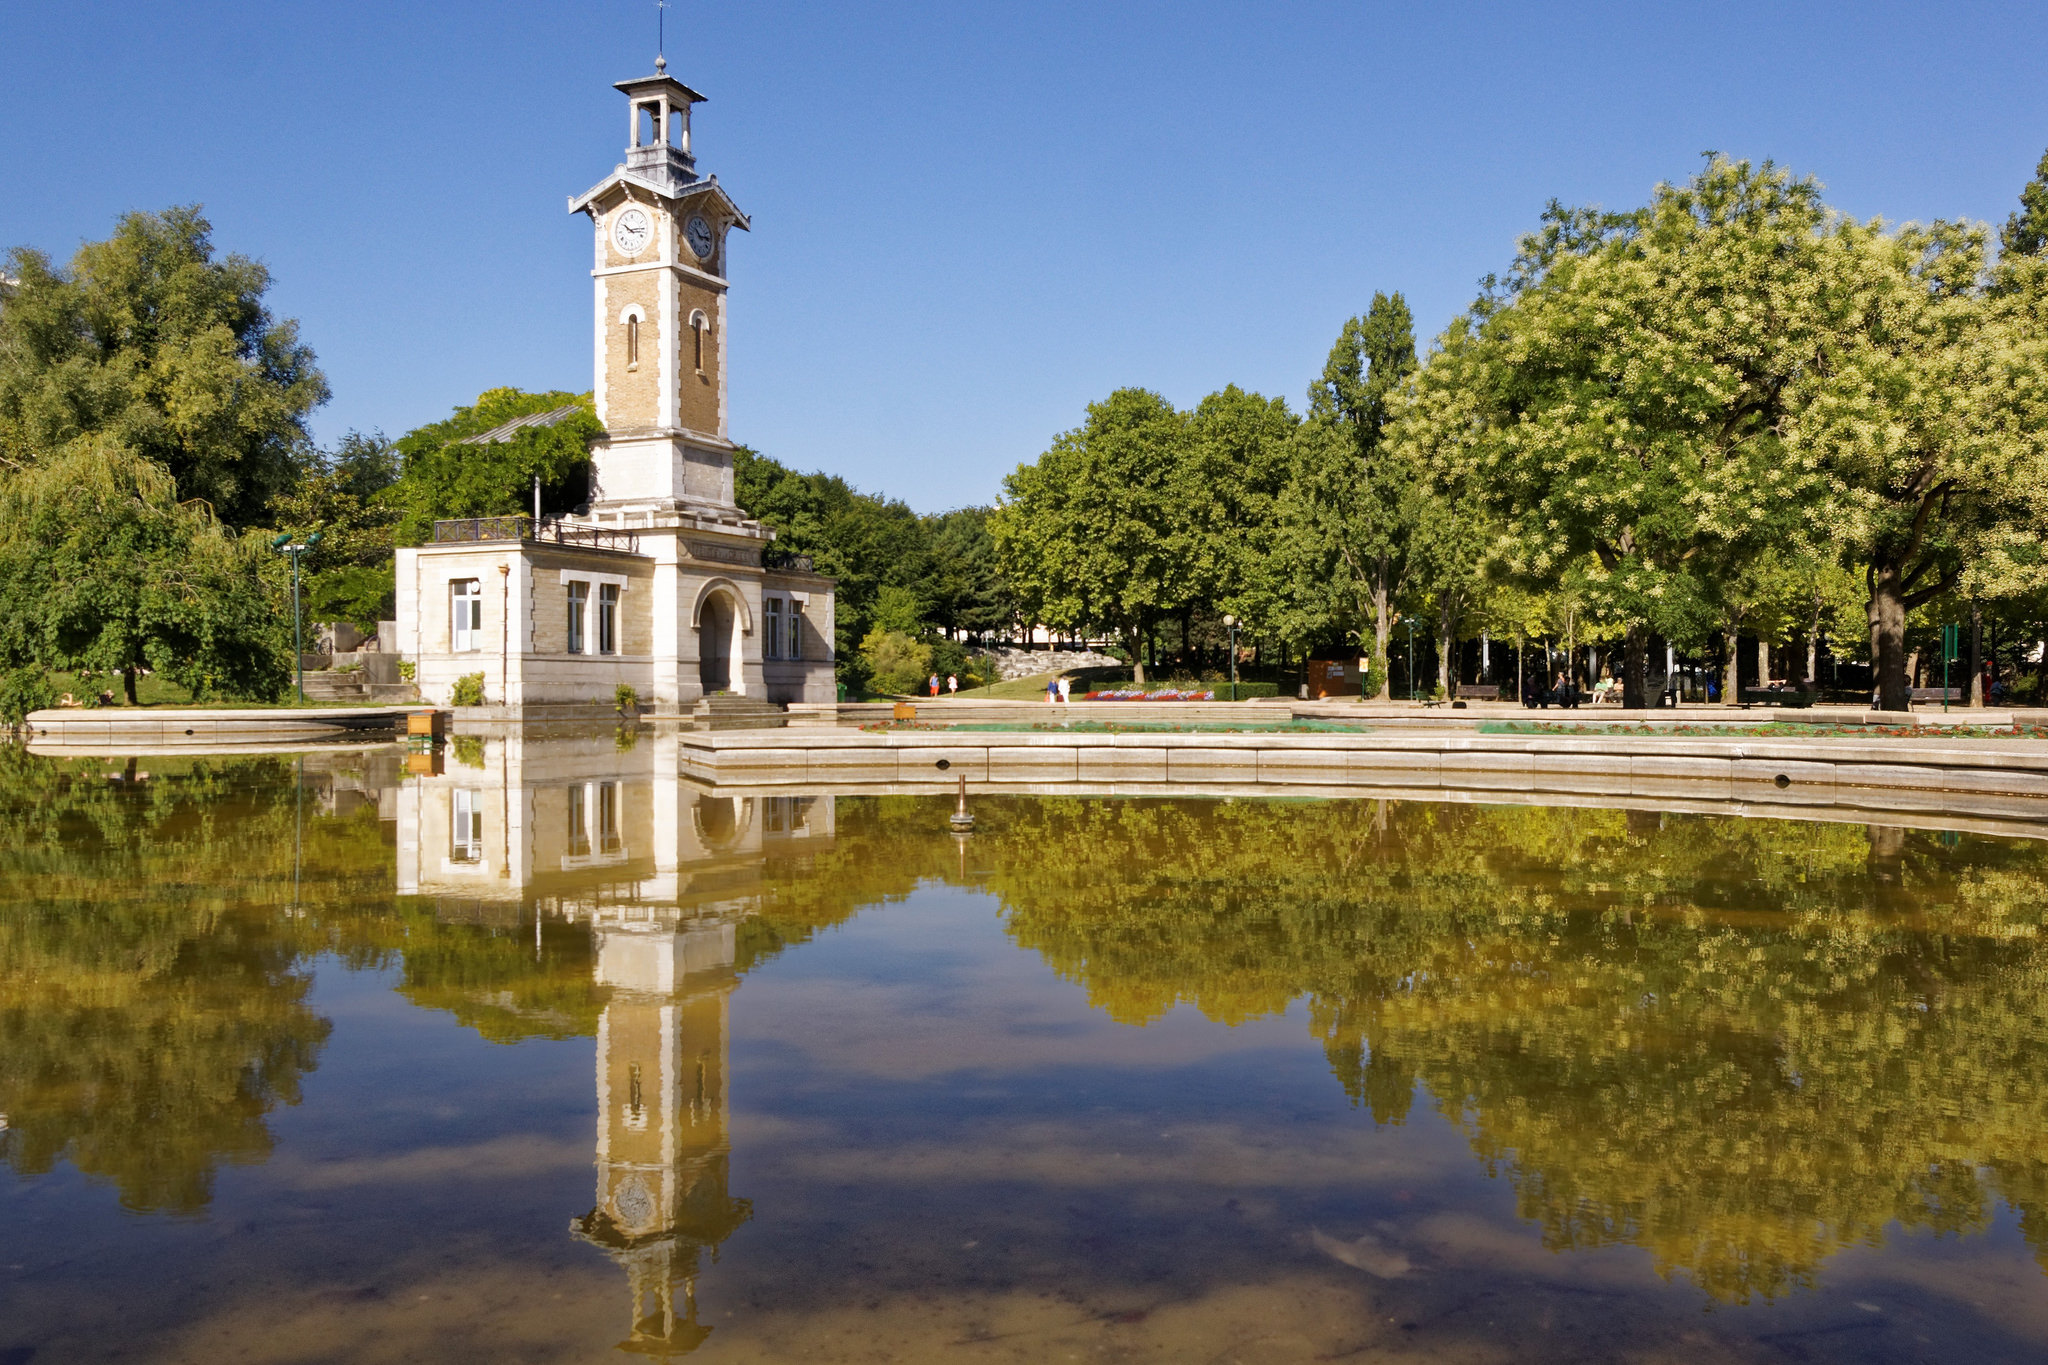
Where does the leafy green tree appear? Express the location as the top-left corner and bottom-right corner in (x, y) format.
(387, 387), (600, 544)
(991, 388), (1203, 683)
(2002, 147), (2048, 260)
(267, 430), (401, 630)
(923, 506), (1014, 644)
(1437, 160), (1846, 707)
(1186, 385), (1298, 637)
(0, 437), (289, 704)
(1794, 222), (2048, 708)
(734, 445), (935, 676)
(0, 207), (328, 526)
(858, 629), (934, 696)
(1282, 295), (1418, 697)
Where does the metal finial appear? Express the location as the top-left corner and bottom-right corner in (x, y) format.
(656, 0), (669, 71)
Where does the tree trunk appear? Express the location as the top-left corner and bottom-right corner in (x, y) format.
(1723, 621), (1740, 706)
(1758, 638), (1770, 685)
(122, 666), (138, 707)
(1621, 625), (1650, 709)
(1371, 580), (1392, 700)
(1868, 564), (1910, 711)
(1436, 601), (1455, 702)
(1124, 623), (1147, 686)
(1968, 602), (1984, 707)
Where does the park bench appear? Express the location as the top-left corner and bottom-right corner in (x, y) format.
(1455, 683), (1505, 701)
(1739, 688), (1816, 708)
(1909, 687), (1962, 705)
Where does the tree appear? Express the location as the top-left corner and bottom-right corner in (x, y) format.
(387, 387), (600, 545)
(0, 207), (328, 526)
(1186, 385), (1298, 639)
(2001, 146), (2048, 260)
(991, 388), (1202, 684)
(734, 445), (938, 679)
(1292, 295), (1418, 698)
(1794, 222), (2048, 709)
(267, 430), (401, 630)
(1439, 159), (1840, 707)
(923, 506), (1013, 644)
(0, 437), (290, 704)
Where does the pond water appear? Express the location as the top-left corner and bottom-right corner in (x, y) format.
(5, 736), (2048, 1363)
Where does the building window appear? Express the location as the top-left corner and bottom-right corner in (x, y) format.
(451, 789), (482, 864)
(597, 781), (621, 854)
(451, 579), (482, 652)
(786, 600), (802, 661)
(598, 583), (619, 654)
(568, 784), (590, 858)
(567, 581), (589, 654)
(690, 309), (708, 374)
(764, 597), (783, 660)
(626, 316), (640, 370)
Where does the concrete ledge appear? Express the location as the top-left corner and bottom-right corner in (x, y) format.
(675, 725), (2048, 825)
(25, 706), (420, 745)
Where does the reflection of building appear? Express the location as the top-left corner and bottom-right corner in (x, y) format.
(394, 733), (835, 1353)
(395, 733), (833, 916)
(570, 915), (749, 1356)
(393, 54), (836, 710)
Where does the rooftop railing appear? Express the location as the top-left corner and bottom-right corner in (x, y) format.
(431, 516), (640, 554)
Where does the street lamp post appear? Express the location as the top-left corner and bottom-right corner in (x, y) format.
(1222, 614), (1239, 701)
(270, 531), (323, 702)
(1406, 617), (1416, 701)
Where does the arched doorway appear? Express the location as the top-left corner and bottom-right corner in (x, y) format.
(699, 591), (734, 693)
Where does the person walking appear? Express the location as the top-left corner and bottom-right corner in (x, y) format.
(947, 674), (959, 696)
(1045, 674), (1059, 705)
(1057, 675), (1072, 704)
(928, 673), (940, 697)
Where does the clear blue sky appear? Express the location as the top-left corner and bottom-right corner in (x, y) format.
(5, 2), (2046, 512)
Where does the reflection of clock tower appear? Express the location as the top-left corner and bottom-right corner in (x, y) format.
(569, 57), (751, 517)
(570, 911), (752, 1357)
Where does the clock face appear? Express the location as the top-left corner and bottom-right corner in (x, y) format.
(613, 1175), (655, 1228)
(685, 215), (716, 262)
(612, 207), (652, 257)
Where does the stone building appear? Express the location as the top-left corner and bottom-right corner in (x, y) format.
(395, 61), (836, 710)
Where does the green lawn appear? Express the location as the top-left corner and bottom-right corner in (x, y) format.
(946, 666), (1131, 701)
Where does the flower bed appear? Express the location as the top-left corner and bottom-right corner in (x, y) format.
(1080, 688), (1216, 701)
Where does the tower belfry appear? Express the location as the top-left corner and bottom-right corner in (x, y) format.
(617, 69), (701, 194)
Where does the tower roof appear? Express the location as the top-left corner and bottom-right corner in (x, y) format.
(613, 72), (706, 106)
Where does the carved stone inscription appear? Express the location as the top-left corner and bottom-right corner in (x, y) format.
(685, 540), (760, 567)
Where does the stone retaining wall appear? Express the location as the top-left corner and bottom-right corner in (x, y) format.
(679, 728), (2048, 823)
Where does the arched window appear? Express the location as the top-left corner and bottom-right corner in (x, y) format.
(619, 304), (646, 373)
(689, 309), (709, 374)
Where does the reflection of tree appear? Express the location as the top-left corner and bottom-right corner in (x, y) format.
(964, 797), (2048, 1302)
(0, 750), (348, 1212)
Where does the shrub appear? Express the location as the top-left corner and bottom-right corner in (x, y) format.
(0, 667), (56, 726)
(451, 672), (486, 706)
(450, 735), (486, 769)
(614, 682), (640, 712)
(397, 660), (416, 682)
(859, 629), (933, 696)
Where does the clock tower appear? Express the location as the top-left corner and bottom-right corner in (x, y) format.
(394, 60), (837, 712)
(569, 60), (751, 516)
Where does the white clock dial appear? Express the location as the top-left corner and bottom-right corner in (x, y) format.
(612, 207), (652, 257)
(685, 214), (716, 262)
